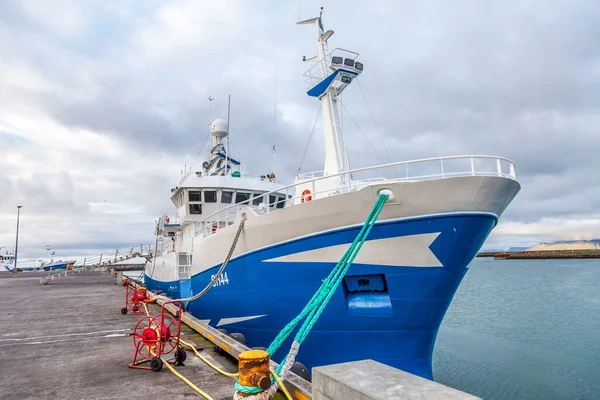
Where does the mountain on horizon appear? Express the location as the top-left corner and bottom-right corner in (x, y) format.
(507, 246), (530, 252)
(528, 239), (600, 252)
(538, 239), (600, 245)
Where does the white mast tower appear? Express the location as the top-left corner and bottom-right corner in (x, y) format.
(297, 8), (364, 190)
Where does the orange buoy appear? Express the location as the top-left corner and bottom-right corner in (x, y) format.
(300, 189), (312, 203)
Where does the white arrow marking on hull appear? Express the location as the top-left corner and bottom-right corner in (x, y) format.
(263, 233), (443, 267)
(217, 315), (267, 327)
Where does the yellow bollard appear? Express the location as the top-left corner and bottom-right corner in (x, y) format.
(238, 350), (271, 394)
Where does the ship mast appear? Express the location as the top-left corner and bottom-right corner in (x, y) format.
(298, 9), (363, 187)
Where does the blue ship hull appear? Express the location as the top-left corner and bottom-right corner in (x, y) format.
(145, 212), (496, 379)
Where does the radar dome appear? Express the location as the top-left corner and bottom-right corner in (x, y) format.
(211, 119), (229, 138)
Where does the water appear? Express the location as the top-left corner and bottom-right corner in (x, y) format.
(434, 258), (600, 399)
(123, 270), (146, 281)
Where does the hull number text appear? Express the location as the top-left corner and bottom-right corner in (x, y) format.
(211, 272), (230, 287)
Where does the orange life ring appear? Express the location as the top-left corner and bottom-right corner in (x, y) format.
(301, 189), (312, 203)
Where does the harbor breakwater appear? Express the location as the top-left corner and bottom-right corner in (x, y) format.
(477, 249), (600, 259)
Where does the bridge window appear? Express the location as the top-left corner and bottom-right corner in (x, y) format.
(188, 190), (201, 202)
(252, 193), (264, 206)
(189, 204), (202, 215)
(276, 197), (285, 209)
(269, 195), (277, 207)
(236, 192), (251, 205)
(221, 191), (233, 204)
(204, 190), (217, 203)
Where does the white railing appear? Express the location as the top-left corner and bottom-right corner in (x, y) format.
(296, 155), (516, 181)
(156, 237), (175, 257)
(194, 155), (516, 238)
(42, 244), (153, 282)
(72, 244), (153, 268)
(181, 170), (281, 185)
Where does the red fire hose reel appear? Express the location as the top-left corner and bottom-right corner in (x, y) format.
(128, 300), (186, 372)
(121, 278), (149, 315)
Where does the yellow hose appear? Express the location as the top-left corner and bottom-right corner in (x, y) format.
(142, 299), (289, 399)
(179, 338), (239, 377)
(181, 338), (292, 400)
(270, 370), (293, 400)
(147, 346), (213, 399)
(161, 358), (215, 400)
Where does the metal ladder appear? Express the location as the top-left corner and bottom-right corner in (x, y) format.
(177, 252), (192, 280)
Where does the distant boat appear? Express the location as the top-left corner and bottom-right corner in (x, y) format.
(0, 250), (45, 271)
(42, 260), (77, 271)
(0, 250), (16, 271)
(38, 243), (76, 271)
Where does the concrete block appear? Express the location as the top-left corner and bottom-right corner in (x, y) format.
(312, 359), (481, 400)
(313, 389), (334, 400)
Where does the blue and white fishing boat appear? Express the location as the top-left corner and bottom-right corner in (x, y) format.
(145, 11), (520, 380)
(38, 244), (76, 271)
(41, 260), (77, 271)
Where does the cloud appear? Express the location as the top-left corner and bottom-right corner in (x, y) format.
(0, 0), (599, 258)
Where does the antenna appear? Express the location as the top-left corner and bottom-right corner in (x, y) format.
(271, 61), (277, 176)
(208, 96), (214, 125)
(226, 94), (231, 176)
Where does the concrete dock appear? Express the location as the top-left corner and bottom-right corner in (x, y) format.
(0, 271), (237, 400)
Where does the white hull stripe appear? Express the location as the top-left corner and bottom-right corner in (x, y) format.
(263, 233), (443, 267)
(217, 315), (267, 327)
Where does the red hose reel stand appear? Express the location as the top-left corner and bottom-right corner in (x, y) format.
(121, 278), (149, 315)
(128, 300), (187, 372)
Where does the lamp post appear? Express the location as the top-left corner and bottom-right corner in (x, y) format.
(13, 206), (22, 273)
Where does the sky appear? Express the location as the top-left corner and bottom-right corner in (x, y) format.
(0, 0), (599, 259)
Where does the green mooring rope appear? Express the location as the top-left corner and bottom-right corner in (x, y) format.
(235, 193), (389, 395)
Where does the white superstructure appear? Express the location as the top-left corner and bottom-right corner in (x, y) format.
(151, 116), (288, 285)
